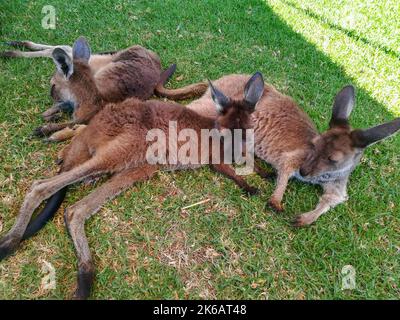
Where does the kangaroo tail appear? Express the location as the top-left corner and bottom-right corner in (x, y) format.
(154, 64), (209, 100)
(22, 187), (68, 240)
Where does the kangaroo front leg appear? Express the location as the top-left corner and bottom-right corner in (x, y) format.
(33, 121), (75, 137)
(292, 179), (348, 227)
(268, 169), (292, 212)
(47, 125), (87, 143)
(42, 101), (75, 122)
(0, 158), (108, 260)
(210, 163), (258, 195)
(42, 104), (63, 122)
(64, 165), (157, 299)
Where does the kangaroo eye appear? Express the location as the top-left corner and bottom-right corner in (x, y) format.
(328, 156), (338, 164)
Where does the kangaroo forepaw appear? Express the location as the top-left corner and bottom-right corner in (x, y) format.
(32, 126), (47, 137)
(73, 269), (94, 300)
(42, 106), (63, 122)
(0, 235), (20, 261)
(291, 213), (317, 227)
(33, 125), (56, 138)
(267, 199), (284, 213)
(43, 113), (62, 123)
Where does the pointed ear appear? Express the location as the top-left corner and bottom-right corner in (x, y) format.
(72, 36), (91, 62)
(208, 79), (230, 114)
(244, 71), (264, 109)
(330, 85), (355, 127)
(52, 48), (73, 79)
(352, 118), (400, 148)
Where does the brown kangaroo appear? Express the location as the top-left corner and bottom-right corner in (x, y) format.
(182, 74), (400, 226)
(0, 42), (265, 299)
(2, 38), (208, 136)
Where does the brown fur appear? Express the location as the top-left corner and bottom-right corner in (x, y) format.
(0, 64), (263, 299)
(2, 39), (208, 136)
(183, 74), (400, 224)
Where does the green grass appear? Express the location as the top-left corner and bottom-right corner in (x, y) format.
(0, 0), (399, 299)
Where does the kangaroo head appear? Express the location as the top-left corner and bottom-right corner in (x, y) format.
(299, 85), (400, 181)
(51, 37), (101, 120)
(210, 72), (264, 134)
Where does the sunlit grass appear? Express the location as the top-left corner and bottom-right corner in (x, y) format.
(269, 0), (400, 116)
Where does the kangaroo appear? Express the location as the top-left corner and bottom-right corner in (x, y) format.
(180, 74), (400, 226)
(0, 40), (265, 299)
(2, 38), (208, 137)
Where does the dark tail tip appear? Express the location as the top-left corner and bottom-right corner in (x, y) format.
(22, 187), (68, 240)
(158, 63), (177, 86)
(4, 41), (26, 47)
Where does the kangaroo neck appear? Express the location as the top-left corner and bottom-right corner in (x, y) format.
(292, 165), (353, 184)
(182, 107), (217, 129)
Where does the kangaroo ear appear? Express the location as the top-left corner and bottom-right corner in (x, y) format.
(244, 72), (264, 109)
(52, 48), (73, 79)
(352, 118), (400, 148)
(208, 79), (230, 114)
(72, 36), (91, 62)
(330, 85), (355, 127)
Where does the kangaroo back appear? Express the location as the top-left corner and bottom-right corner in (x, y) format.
(93, 45), (162, 102)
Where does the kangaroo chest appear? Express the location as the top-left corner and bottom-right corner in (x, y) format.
(291, 166), (354, 184)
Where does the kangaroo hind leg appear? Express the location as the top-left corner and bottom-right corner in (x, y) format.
(64, 164), (157, 299)
(0, 157), (110, 261)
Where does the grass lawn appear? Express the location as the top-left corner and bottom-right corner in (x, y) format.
(0, 0), (399, 299)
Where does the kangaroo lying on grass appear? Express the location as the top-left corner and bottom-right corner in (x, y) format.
(183, 75), (400, 226)
(2, 38), (208, 138)
(0, 39), (265, 299)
